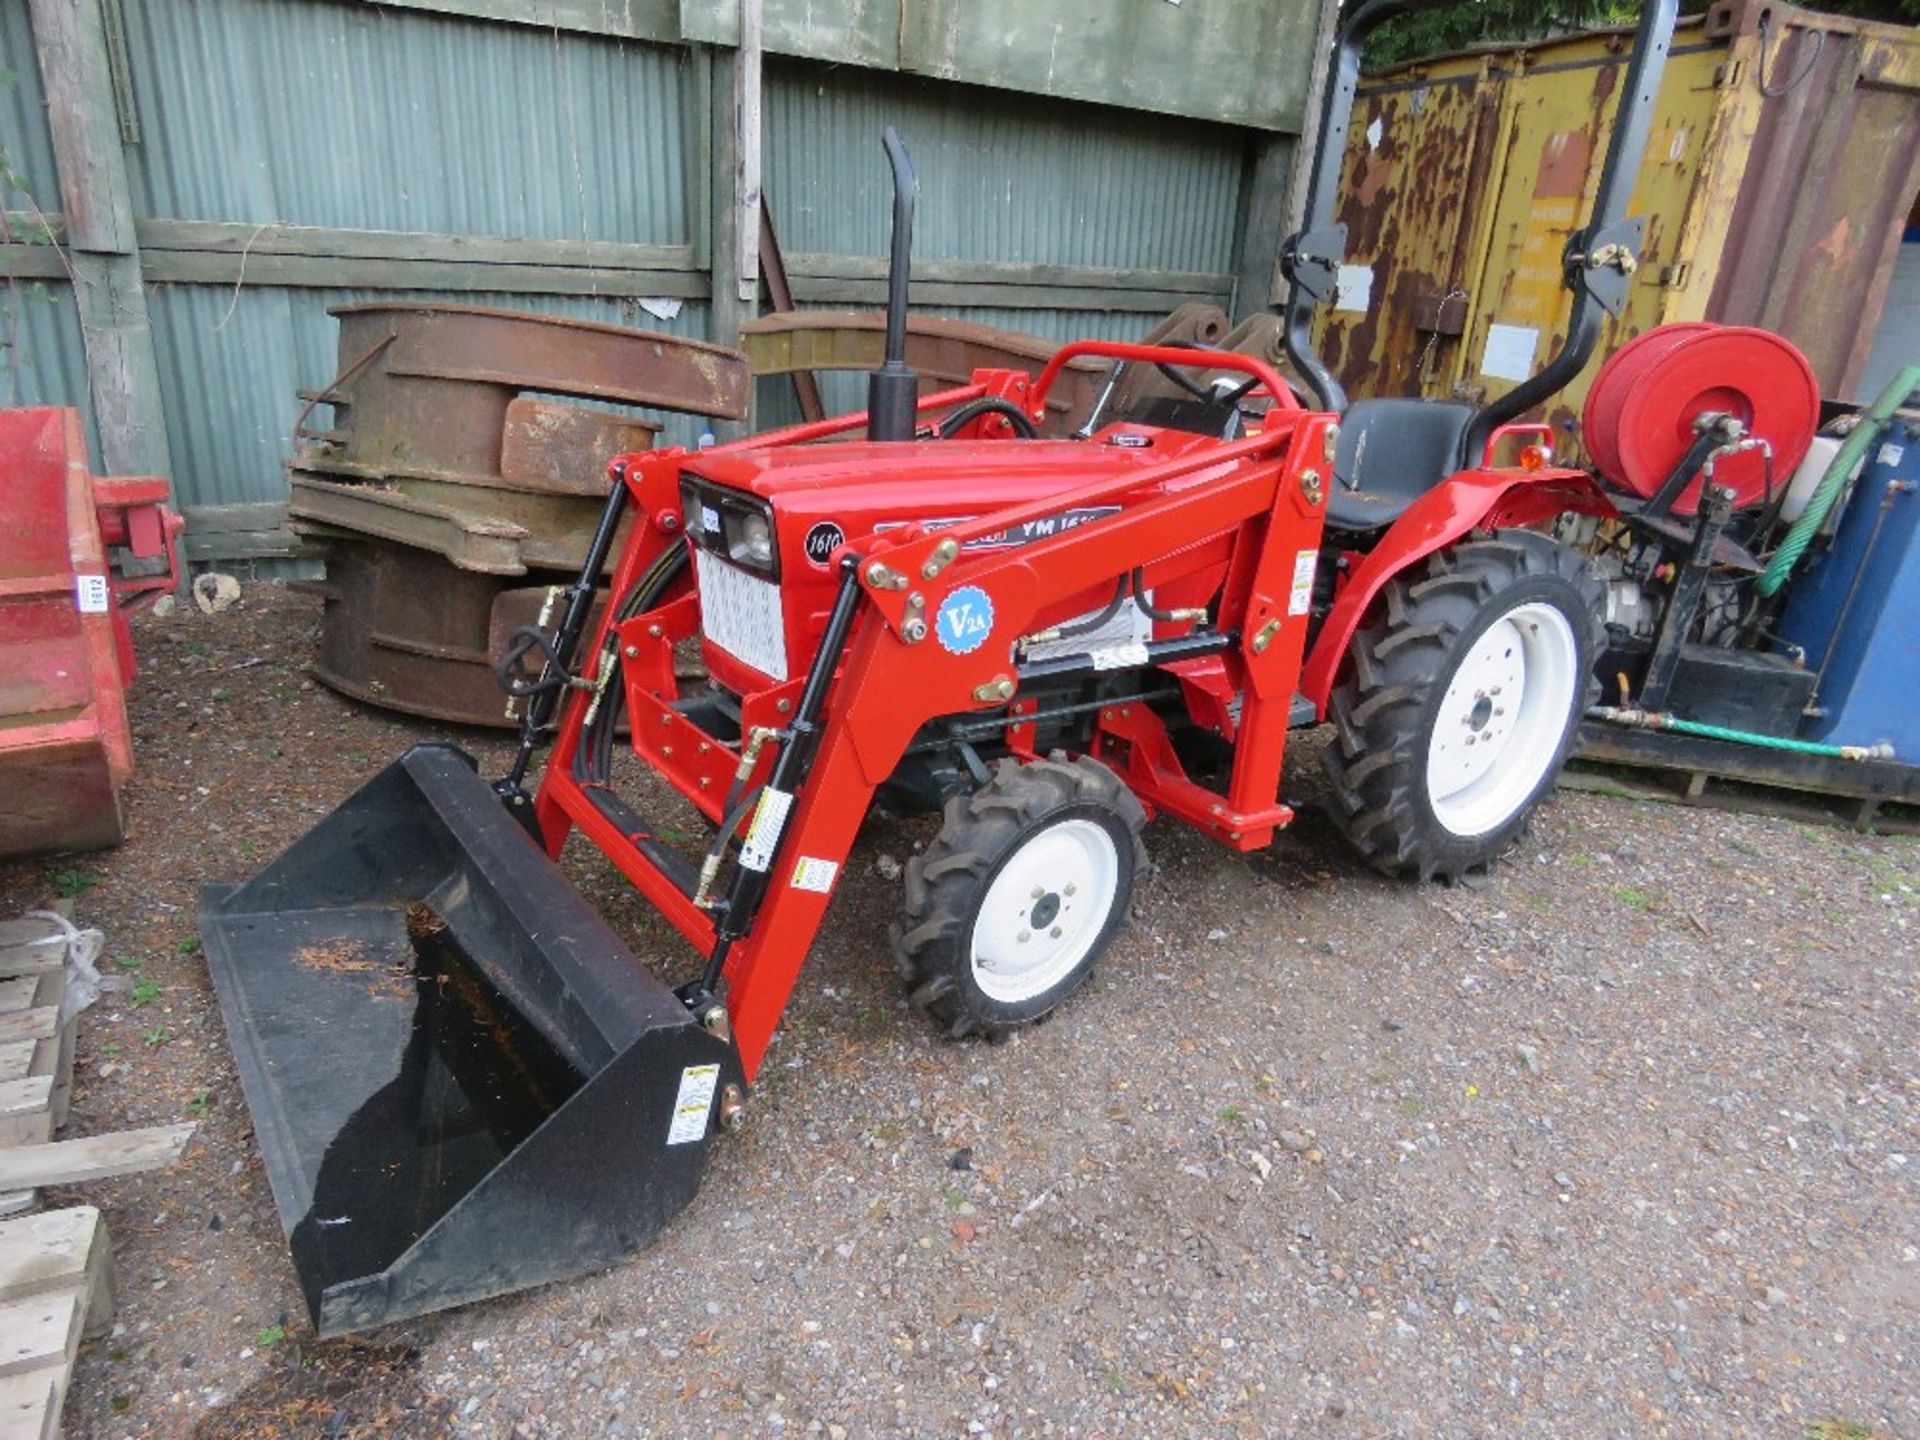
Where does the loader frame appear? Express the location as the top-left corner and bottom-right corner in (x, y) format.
(528, 343), (1595, 1079)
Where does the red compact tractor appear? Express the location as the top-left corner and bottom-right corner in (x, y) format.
(204, 0), (1812, 1335)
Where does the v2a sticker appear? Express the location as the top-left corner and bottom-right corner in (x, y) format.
(935, 585), (994, 655)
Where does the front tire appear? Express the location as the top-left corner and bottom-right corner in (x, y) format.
(892, 755), (1148, 1038)
(1322, 531), (1603, 881)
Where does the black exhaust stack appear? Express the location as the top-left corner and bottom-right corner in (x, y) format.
(867, 126), (919, 442)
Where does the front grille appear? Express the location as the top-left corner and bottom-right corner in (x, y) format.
(694, 548), (788, 681)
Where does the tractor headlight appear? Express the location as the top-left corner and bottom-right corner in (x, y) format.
(726, 509), (775, 570)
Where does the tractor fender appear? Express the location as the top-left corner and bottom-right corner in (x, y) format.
(1299, 468), (1616, 711)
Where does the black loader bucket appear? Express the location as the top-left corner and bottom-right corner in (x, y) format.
(200, 744), (742, 1337)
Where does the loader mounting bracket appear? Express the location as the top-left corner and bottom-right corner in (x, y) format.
(1282, 224), (1347, 304)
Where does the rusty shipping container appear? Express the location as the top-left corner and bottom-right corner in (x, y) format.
(1318, 0), (1920, 448)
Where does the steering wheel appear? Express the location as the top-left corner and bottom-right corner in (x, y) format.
(1152, 348), (1265, 408)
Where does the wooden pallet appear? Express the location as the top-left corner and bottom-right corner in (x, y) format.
(0, 918), (197, 1438)
(0, 1206), (115, 1440)
(0, 927), (76, 1215)
(1569, 721), (1920, 834)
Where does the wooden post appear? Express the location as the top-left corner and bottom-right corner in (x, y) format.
(1286, 0), (1345, 233)
(706, 18), (760, 439)
(735, 0), (762, 306)
(27, 0), (171, 480)
(1232, 134), (1297, 322)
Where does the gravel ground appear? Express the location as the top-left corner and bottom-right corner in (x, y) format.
(2, 586), (1913, 1440)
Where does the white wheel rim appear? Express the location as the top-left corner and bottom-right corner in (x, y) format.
(969, 818), (1120, 1005)
(1424, 600), (1580, 838)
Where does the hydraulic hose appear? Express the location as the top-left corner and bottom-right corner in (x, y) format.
(1757, 364), (1920, 597)
(1587, 706), (1894, 762)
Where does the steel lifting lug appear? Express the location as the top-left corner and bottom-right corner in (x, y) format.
(920, 537), (960, 580)
(973, 674), (1017, 704)
(1322, 424), (1340, 466)
(1299, 467), (1325, 507)
(1250, 618), (1283, 654)
(717, 1084), (747, 1133)
(865, 559), (908, 590)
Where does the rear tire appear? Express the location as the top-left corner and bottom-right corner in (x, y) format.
(1322, 531), (1603, 881)
(892, 755), (1149, 1039)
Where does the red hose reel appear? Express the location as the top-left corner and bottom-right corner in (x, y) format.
(1581, 322), (1820, 514)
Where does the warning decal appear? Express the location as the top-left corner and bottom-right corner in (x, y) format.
(1288, 550), (1317, 617)
(790, 856), (840, 894)
(739, 789), (793, 872)
(666, 1064), (721, 1145)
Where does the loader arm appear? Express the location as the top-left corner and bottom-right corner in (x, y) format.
(534, 379), (1336, 1079)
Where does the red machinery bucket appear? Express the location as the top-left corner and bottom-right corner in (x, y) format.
(0, 407), (179, 858)
(199, 745), (744, 1336)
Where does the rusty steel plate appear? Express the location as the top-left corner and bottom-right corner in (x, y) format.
(301, 536), (619, 729)
(332, 303), (750, 417)
(740, 310), (1113, 434)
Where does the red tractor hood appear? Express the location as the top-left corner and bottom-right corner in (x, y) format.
(685, 432), (1221, 537)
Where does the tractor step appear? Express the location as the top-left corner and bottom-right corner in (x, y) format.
(200, 745), (742, 1336)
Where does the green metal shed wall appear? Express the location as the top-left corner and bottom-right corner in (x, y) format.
(3, 0), (1293, 553)
(0, 0), (85, 426)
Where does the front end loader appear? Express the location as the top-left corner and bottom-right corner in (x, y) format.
(205, 0), (1712, 1335)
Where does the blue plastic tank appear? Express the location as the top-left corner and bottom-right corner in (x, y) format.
(1778, 416), (1920, 758)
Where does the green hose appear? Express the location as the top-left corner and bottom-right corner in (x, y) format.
(1757, 363), (1920, 597)
(1588, 706), (1893, 761)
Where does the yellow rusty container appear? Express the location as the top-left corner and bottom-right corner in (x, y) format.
(1317, 0), (1920, 444)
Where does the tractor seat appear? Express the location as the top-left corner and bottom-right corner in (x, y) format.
(1325, 398), (1476, 532)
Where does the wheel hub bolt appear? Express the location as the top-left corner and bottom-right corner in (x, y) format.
(1049, 926), (1062, 939)
(1018, 930), (1031, 944)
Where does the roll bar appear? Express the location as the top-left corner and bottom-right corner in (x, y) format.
(1277, 0), (1680, 459)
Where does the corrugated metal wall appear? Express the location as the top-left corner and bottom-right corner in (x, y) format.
(118, 0), (695, 244)
(0, 0), (80, 422)
(4, 0), (1281, 554)
(764, 58), (1245, 272)
(754, 57), (1249, 426)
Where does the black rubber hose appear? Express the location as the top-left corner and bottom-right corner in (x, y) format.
(576, 544), (690, 785)
(1044, 575), (1130, 644)
(936, 397), (1041, 440)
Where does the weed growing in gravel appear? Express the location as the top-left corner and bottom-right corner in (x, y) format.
(177, 936), (201, 955)
(50, 867), (100, 898)
(129, 979), (160, 1006)
(187, 1089), (212, 1118)
(142, 1025), (171, 1049)
(1614, 885), (1657, 909)
(256, 1324), (286, 1349)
